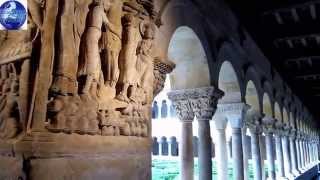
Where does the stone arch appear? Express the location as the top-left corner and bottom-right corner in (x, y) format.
(274, 102), (282, 122)
(218, 61), (241, 103)
(244, 65), (263, 110)
(214, 42), (245, 100)
(261, 80), (274, 115)
(155, 0), (215, 72)
(167, 26), (211, 90)
(245, 80), (260, 112)
(283, 108), (289, 125)
(263, 93), (273, 117)
(289, 112), (295, 129)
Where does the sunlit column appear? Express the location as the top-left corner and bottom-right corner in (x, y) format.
(274, 133), (285, 178)
(190, 87), (223, 180)
(262, 117), (276, 180)
(168, 90), (195, 180)
(289, 131), (300, 176)
(282, 133), (292, 177)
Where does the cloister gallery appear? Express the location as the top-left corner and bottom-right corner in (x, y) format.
(0, 0), (319, 180)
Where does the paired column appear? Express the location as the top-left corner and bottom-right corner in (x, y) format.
(190, 87), (223, 180)
(214, 117), (228, 180)
(242, 127), (249, 180)
(246, 109), (264, 180)
(282, 132), (292, 178)
(168, 87), (223, 180)
(289, 131), (299, 176)
(274, 133), (285, 179)
(215, 103), (249, 180)
(295, 135), (302, 172)
(262, 117), (276, 180)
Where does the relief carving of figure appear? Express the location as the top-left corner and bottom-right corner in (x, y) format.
(116, 13), (140, 102)
(0, 64), (20, 140)
(101, 0), (123, 89)
(78, 0), (116, 96)
(134, 22), (155, 103)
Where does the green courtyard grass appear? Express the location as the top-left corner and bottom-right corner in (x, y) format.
(152, 156), (271, 180)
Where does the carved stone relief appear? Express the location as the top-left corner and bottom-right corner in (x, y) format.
(0, 0), (173, 140)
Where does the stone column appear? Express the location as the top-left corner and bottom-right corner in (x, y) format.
(262, 117), (276, 180)
(168, 90), (196, 180)
(232, 127), (244, 180)
(216, 103), (249, 180)
(289, 131), (300, 176)
(249, 125), (263, 180)
(190, 87), (223, 180)
(246, 109), (264, 180)
(282, 133), (292, 178)
(295, 135), (302, 172)
(274, 133), (285, 178)
(299, 138), (306, 170)
(214, 119), (228, 180)
(242, 127), (249, 180)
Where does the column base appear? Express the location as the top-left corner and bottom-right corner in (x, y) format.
(292, 170), (301, 176)
(276, 176), (288, 180)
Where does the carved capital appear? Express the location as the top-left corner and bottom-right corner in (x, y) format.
(262, 116), (275, 134)
(167, 89), (194, 122)
(216, 102), (250, 128)
(189, 87), (224, 121)
(153, 58), (175, 96)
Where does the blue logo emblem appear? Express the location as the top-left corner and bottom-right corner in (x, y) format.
(0, 0), (27, 30)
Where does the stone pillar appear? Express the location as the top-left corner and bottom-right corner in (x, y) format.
(299, 138), (306, 170)
(303, 139), (308, 167)
(216, 103), (249, 180)
(232, 127), (244, 180)
(213, 117), (228, 180)
(249, 125), (263, 180)
(190, 87), (223, 180)
(296, 136), (302, 172)
(282, 134), (292, 177)
(289, 133), (300, 176)
(275, 134), (285, 178)
(262, 117), (276, 180)
(242, 127), (249, 180)
(168, 90), (196, 180)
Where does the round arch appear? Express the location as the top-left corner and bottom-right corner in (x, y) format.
(218, 61), (241, 102)
(283, 108), (289, 125)
(274, 102), (282, 121)
(168, 26), (211, 90)
(245, 80), (260, 111)
(263, 93), (273, 117)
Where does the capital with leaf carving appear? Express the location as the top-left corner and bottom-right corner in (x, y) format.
(245, 108), (264, 134)
(188, 86), (224, 121)
(262, 116), (276, 134)
(167, 89), (195, 122)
